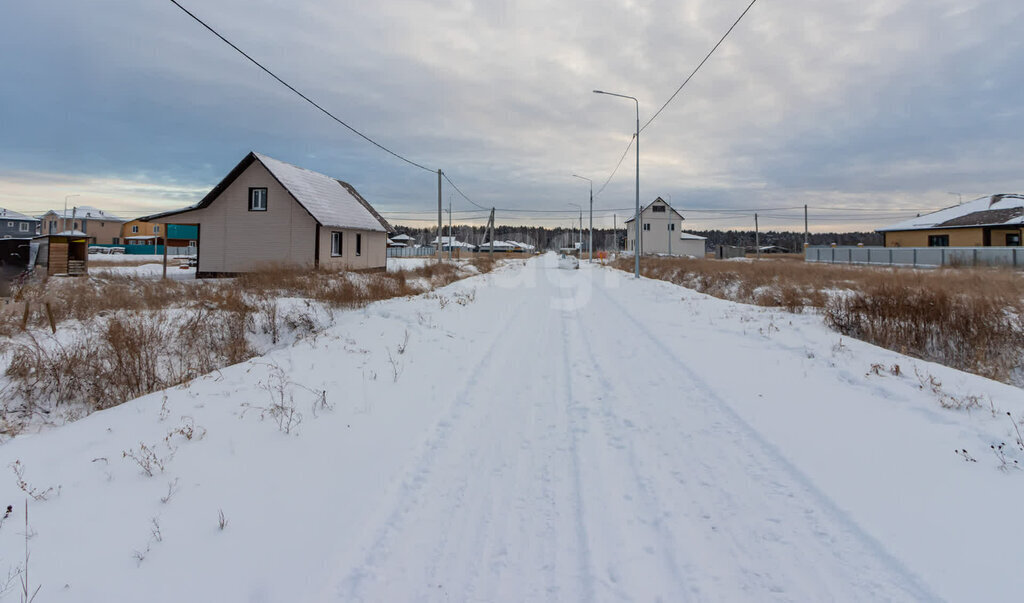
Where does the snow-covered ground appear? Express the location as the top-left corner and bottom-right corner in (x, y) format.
(1, 254), (1022, 601)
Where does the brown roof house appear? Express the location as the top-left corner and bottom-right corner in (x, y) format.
(878, 194), (1024, 248)
(143, 152), (392, 277)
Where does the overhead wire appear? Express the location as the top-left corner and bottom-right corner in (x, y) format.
(641, 0), (761, 132)
(167, 0), (435, 173)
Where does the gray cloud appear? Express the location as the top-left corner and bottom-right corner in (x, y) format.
(1, 0), (1023, 230)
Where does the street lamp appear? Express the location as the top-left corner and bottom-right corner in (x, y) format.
(593, 89), (639, 278)
(63, 194), (80, 233)
(568, 202), (582, 255)
(572, 174), (593, 262)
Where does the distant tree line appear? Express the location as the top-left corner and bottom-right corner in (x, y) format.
(392, 224), (883, 252)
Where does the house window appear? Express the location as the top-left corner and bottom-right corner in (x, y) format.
(355, 233), (362, 256)
(928, 235), (949, 247)
(153, 225), (160, 234)
(331, 231), (343, 256)
(652, 205), (666, 213)
(112, 238), (120, 245)
(18, 222), (29, 232)
(132, 225), (139, 233)
(6, 221), (12, 227)
(1008, 233), (1021, 246)
(249, 188), (268, 211)
(643, 223), (651, 231)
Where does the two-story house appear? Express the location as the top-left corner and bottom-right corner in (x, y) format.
(625, 197), (689, 255)
(39, 206), (127, 245)
(0, 208), (40, 238)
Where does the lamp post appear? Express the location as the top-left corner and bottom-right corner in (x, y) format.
(63, 194), (79, 233)
(594, 89), (639, 278)
(568, 202), (582, 256)
(572, 174), (593, 262)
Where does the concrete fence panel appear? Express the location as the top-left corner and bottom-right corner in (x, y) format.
(804, 246), (1022, 269)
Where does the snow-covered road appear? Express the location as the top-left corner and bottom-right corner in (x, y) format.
(331, 256), (933, 601)
(3, 254), (1023, 601)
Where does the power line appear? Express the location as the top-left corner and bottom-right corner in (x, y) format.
(641, 0), (761, 132)
(594, 135), (636, 199)
(441, 172), (490, 210)
(166, 0), (435, 174)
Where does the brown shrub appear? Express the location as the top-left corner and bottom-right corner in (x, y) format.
(612, 255), (1024, 384)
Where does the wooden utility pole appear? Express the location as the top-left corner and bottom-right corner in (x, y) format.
(487, 208), (495, 256)
(162, 224), (168, 280)
(437, 169), (443, 259)
(755, 213), (760, 259)
(804, 204), (809, 248)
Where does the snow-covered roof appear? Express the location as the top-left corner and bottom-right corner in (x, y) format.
(125, 235), (157, 240)
(431, 236), (476, 248)
(35, 230), (90, 238)
(254, 153), (386, 232)
(479, 240), (519, 250)
(0, 208), (39, 222)
(42, 206), (126, 222)
(680, 232), (706, 240)
(877, 194), (1024, 232)
(140, 152), (391, 233)
(391, 233), (415, 241)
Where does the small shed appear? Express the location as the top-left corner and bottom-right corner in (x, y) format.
(33, 231), (89, 276)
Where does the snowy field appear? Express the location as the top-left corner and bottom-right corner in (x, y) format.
(1, 254), (1022, 601)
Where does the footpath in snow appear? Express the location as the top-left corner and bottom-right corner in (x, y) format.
(1, 254), (1022, 601)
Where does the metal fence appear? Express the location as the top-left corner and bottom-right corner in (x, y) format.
(387, 246), (438, 258)
(805, 246), (1024, 269)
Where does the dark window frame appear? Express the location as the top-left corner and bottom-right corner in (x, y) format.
(249, 187), (268, 212)
(652, 205), (666, 213)
(643, 223), (651, 231)
(928, 234), (950, 247)
(356, 233), (362, 256)
(1007, 233), (1021, 246)
(331, 231), (343, 256)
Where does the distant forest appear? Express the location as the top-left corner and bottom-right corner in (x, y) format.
(392, 224), (883, 252)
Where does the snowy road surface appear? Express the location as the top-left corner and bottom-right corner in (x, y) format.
(3, 254), (1023, 601)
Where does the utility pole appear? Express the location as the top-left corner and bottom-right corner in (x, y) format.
(755, 213), (760, 259)
(668, 222), (672, 256)
(487, 207), (495, 256)
(613, 214), (617, 253)
(447, 197), (453, 260)
(804, 204), (809, 249)
(437, 169), (442, 260)
(578, 208), (583, 254)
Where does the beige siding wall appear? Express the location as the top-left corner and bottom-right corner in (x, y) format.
(318, 228), (387, 270)
(883, 227), (1024, 247)
(157, 161), (318, 273)
(625, 208), (684, 253)
(82, 220), (124, 245)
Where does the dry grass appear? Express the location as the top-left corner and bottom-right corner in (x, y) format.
(613, 255), (1024, 383)
(0, 259), (492, 427)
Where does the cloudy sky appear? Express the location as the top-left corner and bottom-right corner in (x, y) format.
(2, 0), (1022, 231)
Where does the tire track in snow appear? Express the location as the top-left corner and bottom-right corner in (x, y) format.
(567, 306), (696, 601)
(590, 274), (940, 601)
(331, 295), (531, 600)
(557, 307), (597, 602)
